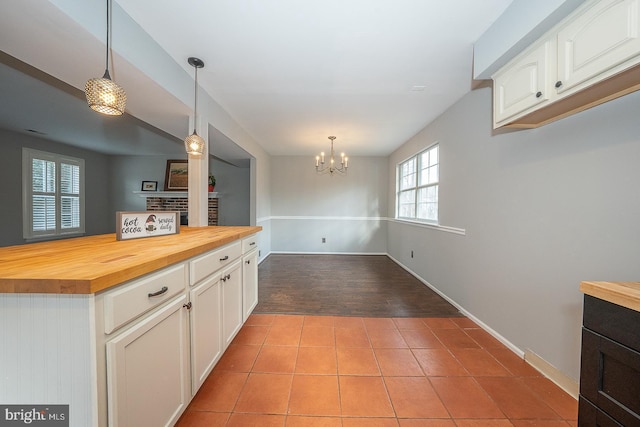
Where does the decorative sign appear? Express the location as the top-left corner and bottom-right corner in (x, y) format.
(116, 211), (180, 241)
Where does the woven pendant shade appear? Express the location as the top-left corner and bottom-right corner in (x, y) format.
(184, 131), (205, 156)
(85, 71), (126, 116)
(85, 0), (126, 116)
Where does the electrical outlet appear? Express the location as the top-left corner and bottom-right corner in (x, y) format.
(322, 237), (326, 243)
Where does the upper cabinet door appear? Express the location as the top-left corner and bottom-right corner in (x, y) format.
(493, 40), (551, 124)
(557, 0), (640, 93)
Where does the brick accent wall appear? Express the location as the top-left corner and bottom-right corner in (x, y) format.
(146, 197), (218, 226)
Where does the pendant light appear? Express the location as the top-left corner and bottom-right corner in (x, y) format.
(85, 0), (127, 115)
(184, 57), (206, 156)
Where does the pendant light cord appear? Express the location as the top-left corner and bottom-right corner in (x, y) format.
(193, 65), (198, 133)
(105, 0), (110, 73)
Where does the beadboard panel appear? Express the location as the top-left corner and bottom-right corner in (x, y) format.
(0, 293), (97, 427)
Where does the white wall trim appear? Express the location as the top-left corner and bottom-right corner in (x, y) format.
(270, 251), (388, 256)
(387, 254), (524, 357)
(266, 215), (466, 236)
(270, 215), (387, 221)
(389, 218), (466, 236)
(388, 253), (579, 399)
(525, 350), (579, 399)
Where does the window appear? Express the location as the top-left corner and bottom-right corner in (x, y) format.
(22, 148), (85, 240)
(397, 143), (439, 223)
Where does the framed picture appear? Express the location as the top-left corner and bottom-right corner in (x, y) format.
(164, 159), (189, 191)
(141, 180), (158, 191)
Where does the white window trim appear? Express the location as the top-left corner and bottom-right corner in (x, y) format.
(22, 148), (85, 241)
(396, 142), (439, 224)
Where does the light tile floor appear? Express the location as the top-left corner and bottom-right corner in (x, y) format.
(176, 314), (578, 427)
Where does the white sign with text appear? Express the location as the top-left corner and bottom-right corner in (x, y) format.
(116, 211), (180, 241)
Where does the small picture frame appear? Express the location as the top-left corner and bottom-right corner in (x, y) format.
(141, 180), (158, 191)
(164, 159), (189, 191)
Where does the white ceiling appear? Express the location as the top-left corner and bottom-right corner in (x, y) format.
(0, 0), (513, 159)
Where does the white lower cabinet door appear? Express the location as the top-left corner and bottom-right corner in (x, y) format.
(106, 295), (190, 427)
(221, 259), (243, 348)
(242, 249), (258, 322)
(189, 274), (222, 395)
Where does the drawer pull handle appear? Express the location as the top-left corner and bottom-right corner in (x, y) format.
(148, 286), (168, 298)
(249, 242), (256, 246)
(555, 80), (563, 88)
(535, 91), (542, 98)
(220, 255), (229, 261)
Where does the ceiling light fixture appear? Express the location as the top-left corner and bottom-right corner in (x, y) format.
(85, 0), (126, 116)
(315, 136), (348, 175)
(184, 57), (205, 156)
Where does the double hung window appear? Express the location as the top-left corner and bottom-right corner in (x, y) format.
(397, 143), (439, 223)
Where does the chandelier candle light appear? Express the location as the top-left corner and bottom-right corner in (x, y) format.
(184, 57), (206, 156)
(85, 0), (127, 115)
(315, 136), (349, 175)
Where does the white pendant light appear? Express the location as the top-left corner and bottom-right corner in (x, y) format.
(185, 57), (205, 156)
(85, 0), (126, 116)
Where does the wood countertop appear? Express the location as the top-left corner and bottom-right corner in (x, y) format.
(0, 226), (261, 294)
(580, 281), (640, 313)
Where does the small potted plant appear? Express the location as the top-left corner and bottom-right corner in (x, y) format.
(208, 174), (216, 192)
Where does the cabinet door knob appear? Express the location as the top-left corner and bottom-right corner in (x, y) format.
(220, 255), (229, 261)
(246, 260), (251, 265)
(555, 81), (563, 88)
(536, 91), (542, 98)
(226, 274), (231, 280)
(183, 302), (192, 310)
(148, 286), (168, 298)
(221, 276), (226, 282)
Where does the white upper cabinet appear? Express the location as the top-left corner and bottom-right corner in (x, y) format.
(493, 40), (552, 123)
(557, 0), (640, 93)
(492, 0), (640, 128)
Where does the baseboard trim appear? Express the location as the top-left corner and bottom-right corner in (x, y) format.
(387, 253), (579, 399)
(260, 250), (579, 398)
(525, 350), (579, 399)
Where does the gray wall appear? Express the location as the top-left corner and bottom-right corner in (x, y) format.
(387, 85), (640, 381)
(270, 156), (388, 253)
(213, 160), (251, 226)
(0, 129), (112, 247)
(109, 154), (251, 226)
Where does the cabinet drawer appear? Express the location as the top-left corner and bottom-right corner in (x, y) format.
(104, 263), (187, 334)
(242, 234), (258, 254)
(190, 241), (241, 285)
(580, 328), (640, 426)
(579, 396), (624, 427)
(583, 295), (640, 352)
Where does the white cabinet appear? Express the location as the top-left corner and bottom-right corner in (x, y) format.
(221, 259), (243, 348)
(189, 273), (222, 394)
(557, 0), (640, 93)
(106, 295), (190, 427)
(493, 0), (640, 128)
(493, 40), (552, 124)
(242, 248), (258, 322)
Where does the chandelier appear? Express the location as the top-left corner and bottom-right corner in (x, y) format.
(85, 0), (127, 115)
(315, 136), (349, 175)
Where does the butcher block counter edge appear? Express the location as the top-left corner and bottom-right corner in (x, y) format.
(580, 281), (640, 313)
(0, 226), (262, 294)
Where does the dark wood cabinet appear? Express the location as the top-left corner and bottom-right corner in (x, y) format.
(579, 295), (640, 427)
